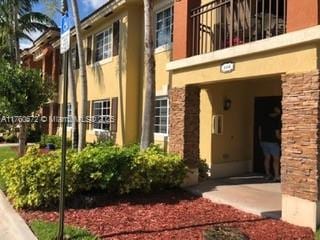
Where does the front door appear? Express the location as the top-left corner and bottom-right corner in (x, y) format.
(253, 96), (282, 173)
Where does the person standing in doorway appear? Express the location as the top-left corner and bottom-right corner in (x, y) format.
(258, 106), (281, 182)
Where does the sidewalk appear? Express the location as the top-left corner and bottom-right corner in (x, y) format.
(0, 143), (19, 148)
(0, 191), (37, 240)
(186, 175), (282, 219)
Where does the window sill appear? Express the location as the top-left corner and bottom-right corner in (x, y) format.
(92, 57), (113, 67)
(155, 44), (172, 54)
(90, 129), (110, 133)
(154, 133), (169, 141)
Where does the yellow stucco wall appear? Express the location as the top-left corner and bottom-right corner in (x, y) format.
(57, 1), (173, 147)
(199, 78), (282, 177)
(153, 49), (172, 148)
(171, 43), (319, 88)
(58, 5), (144, 146)
(139, 0), (173, 148)
(170, 40), (318, 176)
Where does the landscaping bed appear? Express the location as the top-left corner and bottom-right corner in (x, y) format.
(20, 190), (314, 240)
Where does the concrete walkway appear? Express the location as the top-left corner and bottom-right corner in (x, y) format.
(0, 143), (19, 148)
(0, 191), (37, 240)
(186, 175), (281, 219)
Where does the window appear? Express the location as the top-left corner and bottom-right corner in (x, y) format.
(95, 27), (113, 62)
(156, 7), (173, 48)
(93, 100), (111, 130)
(155, 97), (169, 134)
(67, 103), (72, 128)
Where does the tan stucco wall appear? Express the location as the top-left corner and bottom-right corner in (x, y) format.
(172, 42), (317, 176)
(170, 42), (318, 177)
(199, 78), (282, 177)
(139, 0), (174, 149)
(171, 43), (319, 88)
(58, 5), (144, 146)
(58, 1), (174, 147)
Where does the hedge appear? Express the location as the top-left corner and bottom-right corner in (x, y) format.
(0, 144), (186, 208)
(39, 135), (72, 149)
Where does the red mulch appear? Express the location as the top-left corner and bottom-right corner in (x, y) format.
(20, 190), (314, 240)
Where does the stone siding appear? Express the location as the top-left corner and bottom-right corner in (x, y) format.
(281, 71), (320, 202)
(169, 86), (200, 167)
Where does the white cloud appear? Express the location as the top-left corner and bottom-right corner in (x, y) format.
(28, 30), (43, 41)
(20, 30), (43, 50)
(20, 41), (33, 50)
(82, 0), (106, 9)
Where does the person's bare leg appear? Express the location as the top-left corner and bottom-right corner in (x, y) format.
(264, 155), (271, 176)
(273, 156), (280, 179)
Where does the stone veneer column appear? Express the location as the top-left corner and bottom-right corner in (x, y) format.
(281, 71), (320, 231)
(169, 86), (200, 185)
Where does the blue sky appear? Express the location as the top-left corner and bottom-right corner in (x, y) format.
(20, 0), (107, 49)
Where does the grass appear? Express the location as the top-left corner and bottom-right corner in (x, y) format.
(0, 146), (17, 161)
(30, 220), (99, 240)
(316, 230), (320, 240)
(0, 146), (18, 191)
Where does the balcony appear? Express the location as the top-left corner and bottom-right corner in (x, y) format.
(190, 0), (287, 56)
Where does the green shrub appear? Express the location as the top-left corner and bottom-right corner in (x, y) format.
(198, 159), (210, 181)
(1, 143), (186, 208)
(3, 133), (18, 143)
(27, 123), (42, 143)
(0, 146), (79, 208)
(204, 227), (249, 240)
(39, 135), (71, 149)
(122, 145), (187, 193)
(74, 144), (140, 193)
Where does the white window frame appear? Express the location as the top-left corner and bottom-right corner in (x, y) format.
(155, 5), (174, 51)
(94, 26), (113, 63)
(93, 99), (111, 131)
(154, 96), (169, 136)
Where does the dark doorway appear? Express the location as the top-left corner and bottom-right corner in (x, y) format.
(253, 96), (282, 173)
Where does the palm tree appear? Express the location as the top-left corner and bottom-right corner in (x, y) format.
(140, 0), (156, 149)
(68, 50), (79, 149)
(0, 0), (57, 155)
(70, 0), (88, 151)
(0, 0), (57, 62)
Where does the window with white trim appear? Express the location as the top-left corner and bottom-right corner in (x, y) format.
(155, 6), (173, 48)
(155, 97), (169, 134)
(67, 103), (72, 128)
(95, 27), (113, 62)
(93, 100), (111, 130)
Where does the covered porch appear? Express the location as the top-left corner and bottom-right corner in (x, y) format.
(179, 76), (283, 218)
(199, 77), (281, 178)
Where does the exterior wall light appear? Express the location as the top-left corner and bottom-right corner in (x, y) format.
(224, 98), (232, 111)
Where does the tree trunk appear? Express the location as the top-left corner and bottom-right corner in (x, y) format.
(12, 3), (20, 64)
(13, 1), (24, 154)
(18, 122), (27, 156)
(70, 0), (88, 151)
(68, 51), (79, 149)
(140, 0), (156, 150)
